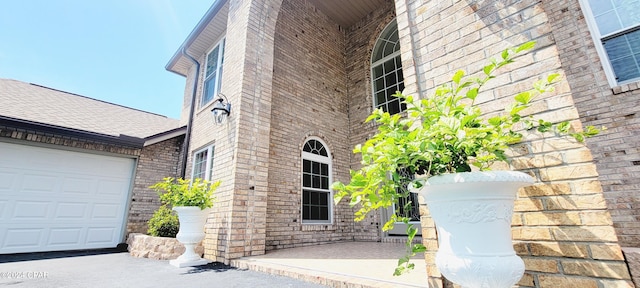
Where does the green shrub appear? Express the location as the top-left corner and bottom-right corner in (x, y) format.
(147, 205), (179, 238)
(149, 177), (219, 210)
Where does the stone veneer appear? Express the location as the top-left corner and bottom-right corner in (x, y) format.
(127, 233), (204, 260)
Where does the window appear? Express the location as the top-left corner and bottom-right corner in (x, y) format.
(202, 38), (225, 107)
(301, 138), (332, 223)
(581, 0), (640, 85)
(192, 146), (215, 181)
(371, 20), (405, 114)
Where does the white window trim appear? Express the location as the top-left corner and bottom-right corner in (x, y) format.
(301, 137), (333, 225)
(579, 0), (640, 87)
(370, 19), (404, 112)
(191, 145), (215, 181)
(201, 36), (226, 108)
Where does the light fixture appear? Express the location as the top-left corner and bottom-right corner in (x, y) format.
(211, 93), (231, 125)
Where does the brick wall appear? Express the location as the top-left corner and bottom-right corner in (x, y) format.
(544, 0), (640, 249)
(393, 0), (633, 287)
(344, 0), (398, 241)
(267, 0), (356, 250)
(127, 136), (184, 234)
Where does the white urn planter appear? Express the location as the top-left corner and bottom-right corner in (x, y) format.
(414, 171), (534, 288)
(169, 206), (211, 268)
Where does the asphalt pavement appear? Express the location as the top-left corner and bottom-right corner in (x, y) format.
(0, 249), (327, 288)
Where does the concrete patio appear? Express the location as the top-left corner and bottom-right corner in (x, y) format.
(231, 241), (429, 288)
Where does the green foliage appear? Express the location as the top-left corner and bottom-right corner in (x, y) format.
(150, 177), (220, 210)
(332, 41), (603, 275)
(147, 205), (179, 238)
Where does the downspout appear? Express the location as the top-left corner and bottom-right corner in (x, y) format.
(180, 47), (200, 179)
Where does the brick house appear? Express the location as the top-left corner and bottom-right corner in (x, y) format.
(165, 0), (638, 286)
(0, 78), (185, 254)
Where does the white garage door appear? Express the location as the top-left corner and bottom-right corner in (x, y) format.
(0, 141), (135, 254)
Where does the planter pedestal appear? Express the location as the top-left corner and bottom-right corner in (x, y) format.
(169, 206), (210, 268)
(415, 171), (533, 288)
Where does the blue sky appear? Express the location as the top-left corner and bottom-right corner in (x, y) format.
(0, 0), (214, 119)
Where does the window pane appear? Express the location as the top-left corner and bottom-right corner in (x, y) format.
(319, 192), (328, 205)
(604, 29), (640, 81)
(595, 10), (622, 35)
(588, 0), (612, 12)
(206, 46), (219, 78)
(383, 59), (395, 74)
(208, 147), (215, 180)
(321, 177), (329, 190)
(388, 99), (401, 115)
(320, 207), (328, 220)
(203, 75), (216, 105)
(303, 159), (311, 173)
(386, 85), (398, 98)
(312, 175), (321, 188)
(374, 77), (385, 93)
(303, 174), (311, 188)
(320, 163), (328, 176)
(303, 206), (310, 219)
(375, 91), (386, 106)
(385, 72), (397, 87)
(312, 162), (320, 174)
(303, 190), (310, 204)
(372, 65), (383, 78)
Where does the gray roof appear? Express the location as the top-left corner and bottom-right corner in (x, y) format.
(0, 78), (180, 139)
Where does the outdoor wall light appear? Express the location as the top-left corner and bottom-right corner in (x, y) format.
(211, 93), (231, 125)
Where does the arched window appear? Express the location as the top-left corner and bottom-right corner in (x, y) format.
(301, 138), (332, 224)
(371, 20), (405, 115)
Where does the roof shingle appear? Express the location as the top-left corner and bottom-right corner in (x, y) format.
(0, 78), (180, 138)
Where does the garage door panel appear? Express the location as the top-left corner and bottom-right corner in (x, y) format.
(54, 202), (88, 219)
(97, 179), (129, 196)
(12, 201), (50, 219)
(0, 142), (134, 254)
(61, 177), (95, 195)
(86, 227), (117, 245)
(91, 204), (120, 219)
(48, 228), (83, 246)
(0, 171), (16, 190)
(21, 173), (59, 193)
(4, 228), (44, 249)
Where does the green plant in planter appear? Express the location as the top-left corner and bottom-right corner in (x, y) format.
(148, 205), (179, 238)
(331, 41), (602, 275)
(150, 177), (220, 210)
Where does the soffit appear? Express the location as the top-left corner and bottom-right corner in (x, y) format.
(308, 0), (388, 27)
(166, 1), (229, 76)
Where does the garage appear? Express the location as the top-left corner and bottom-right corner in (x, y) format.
(0, 141), (135, 254)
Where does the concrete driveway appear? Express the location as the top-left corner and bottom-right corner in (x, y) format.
(0, 250), (326, 288)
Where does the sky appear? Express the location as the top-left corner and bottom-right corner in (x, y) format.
(0, 0), (215, 119)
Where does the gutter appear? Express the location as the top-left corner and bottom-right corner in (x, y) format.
(179, 47), (200, 179)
